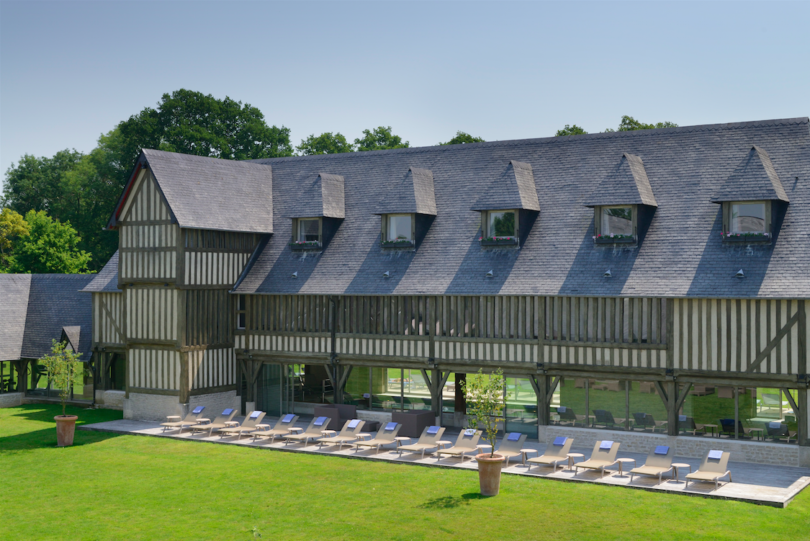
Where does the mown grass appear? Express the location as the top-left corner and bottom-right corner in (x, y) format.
(0, 404), (807, 540)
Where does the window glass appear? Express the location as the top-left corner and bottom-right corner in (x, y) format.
(237, 295), (246, 329)
(298, 219), (320, 242)
(730, 203), (766, 233)
(601, 206), (633, 236)
(488, 210), (515, 238)
(504, 376), (538, 438)
(387, 214), (413, 241)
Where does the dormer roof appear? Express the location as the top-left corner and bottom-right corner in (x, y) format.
(711, 146), (789, 204)
(61, 326), (81, 354)
(583, 153), (657, 208)
(375, 167), (437, 215)
(293, 173), (345, 219)
(471, 161), (540, 212)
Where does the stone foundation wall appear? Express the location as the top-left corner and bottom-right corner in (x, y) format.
(0, 392), (23, 408)
(538, 425), (804, 467)
(124, 393), (182, 421)
(94, 390), (125, 410)
(189, 390), (239, 418)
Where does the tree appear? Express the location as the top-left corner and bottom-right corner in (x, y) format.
(605, 115), (678, 132)
(555, 124), (588, 137)
(462, 368), (507, 458)
(9, 210), (91, 274)
(440, 131), (485, 145)
(39, 339), (87, 417)
(0, 208), (30, 271)
(354, 126), (409, 152)
(296, 132), (355, 155)
(2, 149), (84, 215)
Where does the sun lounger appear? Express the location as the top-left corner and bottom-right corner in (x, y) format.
(397, 425), (446, 458)
(685, 450), (732, 490)
(628, 445), (674, 484)
(251, 414), (300, 443)
(678, 415), (705, 436)
(526, 436), (573, 472)
(435, 429), (482, 463)
(495, 432), (528, 465)
(217, 410), (266, 439)
(574, 440), (621, 478)
(719, 418), (750, 439)
(592, 409), (621, 429)
(354, 422), (402, 454)
(161, 406), (206, 433)
(188, 408), (238, 436)
(555, 407), (577, 426)
(632, 412), (665, 432)
(318, 419), (367, 450)
(284, 416), (332, 446)
(765, 422), (796, 443)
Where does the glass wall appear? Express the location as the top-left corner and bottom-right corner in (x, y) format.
(26, 359), (93, 401)
(0, 361), (18, 393)
(504, 376), (537, 437)
(629, 381), (668, 432)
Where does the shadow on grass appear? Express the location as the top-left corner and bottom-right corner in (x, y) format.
(0, 403), (123, 451)
(417, 493), (487, 509)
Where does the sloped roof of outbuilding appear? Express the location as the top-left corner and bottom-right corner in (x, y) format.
(81, 250), (121, 292)
(0, 275), (32, 361)
(224, 117), (809, 298)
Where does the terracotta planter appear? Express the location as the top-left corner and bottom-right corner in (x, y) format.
(55, 415), (78, 447)
(475, 453), (506, 496)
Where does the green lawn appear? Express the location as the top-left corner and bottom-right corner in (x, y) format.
(0, 404), (807, 540)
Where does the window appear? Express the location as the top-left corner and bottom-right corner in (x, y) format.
(722, 201), (770, 240)
(594, 205), (636, 242)
(481, 210), (518, 244)
(291, 218), (322, 248)
(382, 214), (414, 246)
(236, 295), (246, 330)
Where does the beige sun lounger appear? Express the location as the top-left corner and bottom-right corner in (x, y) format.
(318, 419), (367, 450)
(685, 450), (732, 490)
(398, 426), (446, 459)
(284, 416), (332, 446)
(629, 445), (674, 484)
(496, 432), (529, 465)
(527, 436), (573, 472)
(574, 440), (621, 478)
(354, 422), (402, 454)
(217, 411), (266, 439)
(188, 407), (238, 436)
(251, 414), (300, 443)
(435, 429), (482, 463)
(161, 406), (206, 433)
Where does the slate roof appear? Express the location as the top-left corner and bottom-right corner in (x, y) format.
(582, 153), (658, 207)
(81, 250), (120, 292)
(108, 149), (274, 234)
(375, 167), (437, 215)
(291, 173), (345, 219)
(711, 146), (790, 203)
(471, 161), (540, 211)
(224, 117), (810, 298)
(1, 274), (93, 361)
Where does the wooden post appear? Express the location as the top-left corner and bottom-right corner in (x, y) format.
(455, 373), (466, 416)
(797, 388), (808, 446)
(799, 302), (808, 447)
(179, 351), (189, 404)
(666, 381), (678, 436)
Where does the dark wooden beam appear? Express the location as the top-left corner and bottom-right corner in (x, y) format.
(746, 311), (800, 373)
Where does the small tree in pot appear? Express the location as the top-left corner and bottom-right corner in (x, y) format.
(462, 368), (507, 496)
(40, 339), (87, 447)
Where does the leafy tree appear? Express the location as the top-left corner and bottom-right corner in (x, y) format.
(2, 149), (84, 215)
(440, 131), (485, 145)
(605, 115), (678, 132)
(40, 339), (87, 417)
(462, 368), (507, 458)
(0, 208), (30, 271)
(9, 210), (91, 274)
(354, 126), (409, 152)
(296, 132), (355, 155)
(555, 124), (588, 137)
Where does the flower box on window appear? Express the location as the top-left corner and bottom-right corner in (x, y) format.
(722, 231), (771, 243)
(480, 236), (518, 246)
(381, 239), (415, 248)
(593, 234), (635, 244)
(289, 240), (322, 251)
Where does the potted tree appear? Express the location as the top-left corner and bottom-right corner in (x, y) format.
(462, 368), (507, 496)
(40, 339), (87, 447)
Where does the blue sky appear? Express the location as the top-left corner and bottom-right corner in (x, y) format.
(1, 1), (808, 178)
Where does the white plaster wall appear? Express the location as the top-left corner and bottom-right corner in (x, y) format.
(0, 392), (23, 408)
(124, 393), (182, 421)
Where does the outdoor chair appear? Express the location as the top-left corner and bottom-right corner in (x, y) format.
(354, 422), (402, 454)
(678, 415), (705, 436)
(555, 406), (577, 426)
(765, 422), (796, 443)
(188, 408), (238, 437)
(318, 419), (367, 450)
(526, 436), (573, 472)
(397, 425), (446, 459)
(284, 416), (332, 446)
(435, 429), (482, 463)
(632, 412), (662, 432)
(251, 414), (300, 443)
(574, 440), (621, 478)
(628, 445), (674, 484)
(685, 450), (732, 490)
(217, 410), (266, 440)
(719, 419), (750, 439)
(160, 406), (205, 433)
(592, 409), (620, 429)
(495, 432), (528, 466)
(760, 394), (782, 414)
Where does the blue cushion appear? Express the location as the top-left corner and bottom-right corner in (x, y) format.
(678, 415), (687, 422)
(557, 406), (567, 413)
(192, 406), (205, 414)
(708, 450), (723, 460)
(600, 440), (614, 450)
(507, 432), (521, 442)
(221, 408), (234, 416)
(348, 419), (360, 429)
(249, 411), (261, 419)
(553, 436), (567, 446)
(768, 421), (782, 429)
(426, 426), (440, 435)
(654, 445), (669, 455)
(313, 416), (327, 426)
(282, 414), (295, 423)
(385, 422), (397, 431)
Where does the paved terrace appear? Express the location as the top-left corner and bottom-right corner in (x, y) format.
(80, 416), (810, 508)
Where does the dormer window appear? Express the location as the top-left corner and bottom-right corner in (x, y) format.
(291, 217), (322, 249)
(382, 214), (414, 247)
(594, 205), (636, 242)
(481, 209), (518, 245)
(721, 201), (771, 241)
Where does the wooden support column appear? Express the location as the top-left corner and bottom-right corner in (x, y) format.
(179, 351), (190, 404)
(799, 302), (808, 446)
(665, 381), (677, 436)
(797, 388), (808, 446)
(455, 373), (466, 416)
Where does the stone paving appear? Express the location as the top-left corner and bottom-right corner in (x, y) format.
(80, 417), (810, 508)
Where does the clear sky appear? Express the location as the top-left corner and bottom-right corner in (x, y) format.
(1, 1), (808, 178)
